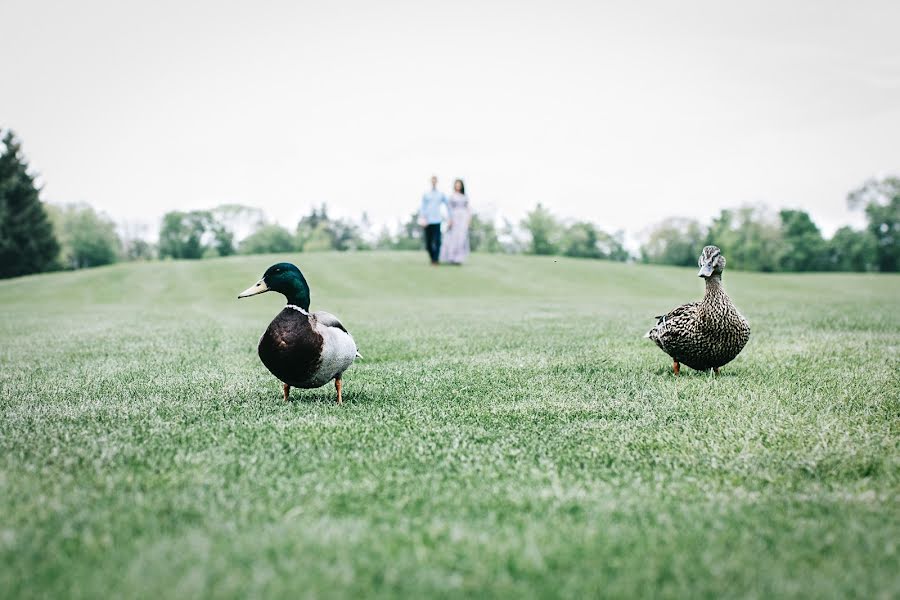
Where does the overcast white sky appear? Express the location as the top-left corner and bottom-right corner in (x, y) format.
(2, 0), (899, 240)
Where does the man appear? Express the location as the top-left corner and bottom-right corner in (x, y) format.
(419, 175), (447, 265)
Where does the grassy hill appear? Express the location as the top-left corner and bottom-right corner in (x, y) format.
(1, 252), (898, 598)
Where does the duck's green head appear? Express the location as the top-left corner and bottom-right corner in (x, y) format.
(238, 262), (311, 309)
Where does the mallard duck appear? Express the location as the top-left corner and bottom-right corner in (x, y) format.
(238, 262), (360, 403)
(646, 246), (750, 375)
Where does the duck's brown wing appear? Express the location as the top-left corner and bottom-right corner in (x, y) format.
(655, 301), (700, 326)
(647, 301), (700, 350)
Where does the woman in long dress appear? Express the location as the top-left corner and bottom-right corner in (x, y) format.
(440, 179), (471, 265)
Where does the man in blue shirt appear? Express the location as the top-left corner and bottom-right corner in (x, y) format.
(419, 175), (448, 265)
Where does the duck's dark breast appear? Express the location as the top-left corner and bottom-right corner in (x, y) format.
(257, 310), (323, 387)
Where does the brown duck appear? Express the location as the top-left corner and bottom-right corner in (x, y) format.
(646, 246), (750, 375)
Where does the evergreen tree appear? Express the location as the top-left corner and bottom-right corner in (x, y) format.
(0, 130), (60, 278)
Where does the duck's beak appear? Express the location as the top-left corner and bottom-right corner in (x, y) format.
(698, 263), (714, 278)
(238, 279), (268, 298)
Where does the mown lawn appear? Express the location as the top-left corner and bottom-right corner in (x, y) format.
(1, 251), (898, 599)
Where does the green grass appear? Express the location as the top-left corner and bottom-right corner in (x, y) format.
(1, 251), (898, 599)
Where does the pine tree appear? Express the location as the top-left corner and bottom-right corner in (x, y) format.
(0, 130), (60, 278)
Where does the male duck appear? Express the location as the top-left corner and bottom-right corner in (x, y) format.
(646, 246), (750, 375)
(238, 262), (360, 403)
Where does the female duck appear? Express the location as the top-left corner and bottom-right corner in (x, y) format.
(646, 246), (750, 375)
(238, 263), (360, 403)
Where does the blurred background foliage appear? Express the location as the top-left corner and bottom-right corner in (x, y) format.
(1, 129), (897, 278)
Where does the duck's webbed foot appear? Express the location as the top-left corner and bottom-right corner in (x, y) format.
(673, 360), (680, 376)
(713, 367), (720, 376)
(335, 377), (343, 405)
(283, 383), (291, 401)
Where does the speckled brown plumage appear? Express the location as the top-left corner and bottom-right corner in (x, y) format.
(647, 246), (750, 372)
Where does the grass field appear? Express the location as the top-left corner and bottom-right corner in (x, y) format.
(1, 251), (898, 599)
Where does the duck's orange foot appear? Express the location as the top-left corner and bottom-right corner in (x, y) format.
(283, 383), (291, 401)
(673, 360), (680, 376)
(335, 377), (343, 405)
(713, 367), (720, 376)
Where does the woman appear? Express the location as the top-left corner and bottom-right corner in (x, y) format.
(439, 179), (471, 265)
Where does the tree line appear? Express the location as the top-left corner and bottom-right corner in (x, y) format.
(2, 129), (898, 279)
(639, 183), (898, 272)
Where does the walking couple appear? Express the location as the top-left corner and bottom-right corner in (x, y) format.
(418, 175), (471, 266)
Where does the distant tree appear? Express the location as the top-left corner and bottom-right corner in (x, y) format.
(370, 215), (426, 251)
(119, 222), (155, 261)
(521, 204), (562, 255)
(706, 206), (783, 272)
(210, 204), (267, 256)
(0, 130), (60, 278)
(158, 205), (268, 259)
(359, 212), (378, 248)
(374, 225), (396, 250)
(158, 210), (210, 259)
(469, 213), (501, 253)
(298, 204), (329, 231)
(47, 203), (121, 269)
(393, 212), (424, 251)
(124, 238), (155, 261)
(330, 218), (368, 251)
(298, 226), (333, 251)
(497, 218), (527, 254)
(597, 229), (630, 262)
(296, 205), (334, 251)
(211, 204), (265, 242)
(848, 176), (900, 272)
(240, 224), (296, 255)
(642, 203), (885, 273)
(777, 209), (828, 271)
(292, 204), (369, 252)
(641, 218), (706, 266)
(295, 205), (326, 251)
(562, 221), (604, 259)
(208, 221), (235, 257)
(828, 226), (877, 272)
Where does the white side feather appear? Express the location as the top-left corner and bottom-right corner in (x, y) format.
(309, 310), (359, 387)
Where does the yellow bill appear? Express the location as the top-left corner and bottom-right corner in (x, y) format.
(238, 279), (269, 298)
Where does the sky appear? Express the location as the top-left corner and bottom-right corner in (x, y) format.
(2, 0), (899, 242)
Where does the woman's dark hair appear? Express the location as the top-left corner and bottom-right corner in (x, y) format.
(454, 179), (465, 195)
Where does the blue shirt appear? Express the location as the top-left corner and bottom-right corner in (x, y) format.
(420, 189), (448, 224)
